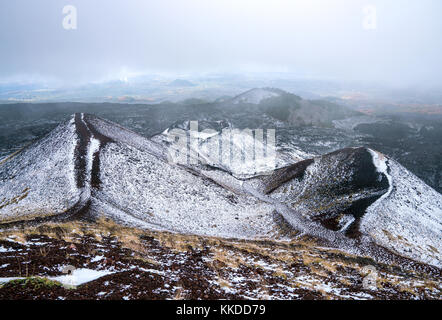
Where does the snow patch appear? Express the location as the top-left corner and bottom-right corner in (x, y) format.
(50, 268), (114, 286)
(90, 255), (105, 263)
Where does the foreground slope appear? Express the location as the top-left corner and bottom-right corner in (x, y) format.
(0, 219), (440, 300)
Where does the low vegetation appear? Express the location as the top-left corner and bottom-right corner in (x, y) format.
(0, 217), (440, 299)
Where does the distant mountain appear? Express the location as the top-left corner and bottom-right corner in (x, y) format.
(1, 96), (440, 195)
(225, 88), (361, 126)
(1, 114), (441, 267)
(179, 98), (210, 105)
(167, 79), (196, 87)
(230, 88), (284, 104)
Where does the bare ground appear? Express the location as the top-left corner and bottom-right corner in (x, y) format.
(0, 218), (440, 300)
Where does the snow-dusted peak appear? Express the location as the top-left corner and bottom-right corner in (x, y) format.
(267, 147), (442, 266)
(230, 88), (282, 105)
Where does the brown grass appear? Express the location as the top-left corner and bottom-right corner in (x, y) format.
(0, 216), (440, 299)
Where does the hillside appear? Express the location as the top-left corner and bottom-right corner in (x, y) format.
(1, 114), (441, 269)
(0, 219), (440, 300)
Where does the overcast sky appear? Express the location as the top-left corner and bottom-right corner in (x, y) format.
(1, 0), (441, 87)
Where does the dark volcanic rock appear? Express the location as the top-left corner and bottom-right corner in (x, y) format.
(268, 147), (390, 233)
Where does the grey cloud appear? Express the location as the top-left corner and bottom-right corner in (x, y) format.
(0, 0), (441, 87)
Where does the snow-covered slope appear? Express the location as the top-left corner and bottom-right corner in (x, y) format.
(0, 114), (275, 239)
(152, 120), (302, 179)
(361, 149), (442, 266)
(230, 88), (281, 105)
(88, 115), (275, 237)
(265, 147), (442, 266)
(0, 117), (81, 223)
(0, 114), (441, 267)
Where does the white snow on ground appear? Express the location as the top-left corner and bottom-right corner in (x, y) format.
(0, 118), (80, 222)
(82, 116), (276, 239)
(367, 149), (394, 203)
(200, 129), (296, 178)
(90, 255), (105, 263)
(86, 138), (100, 184)
(361, 152), (442, 266)
(94, 141), (276, 239)
(156, 123), (301, 179)
(333, 116), (386, 130)
(0, 269), (114, 287)
(50, 268), (114, 286)
(265, 147), (442, 267)
(87, 116), (166, 159)
(0, 277), (25, 284)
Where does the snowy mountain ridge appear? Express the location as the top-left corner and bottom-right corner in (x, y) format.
(230, 88), (283, 105)
(0, 114), (441, 267)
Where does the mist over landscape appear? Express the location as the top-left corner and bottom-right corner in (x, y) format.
(0, 0), (441, 302)
(1, 0), (442, 86)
